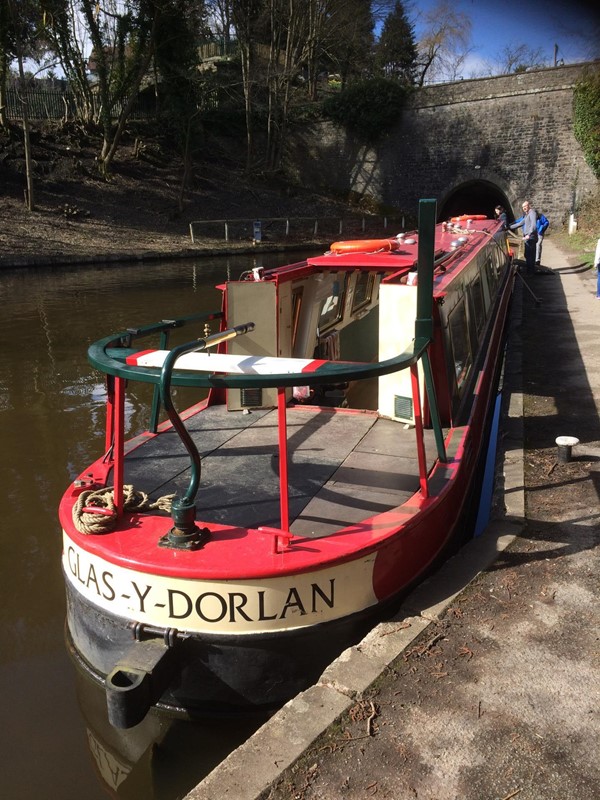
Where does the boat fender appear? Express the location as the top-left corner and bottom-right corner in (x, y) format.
(106, 637), (180, 729)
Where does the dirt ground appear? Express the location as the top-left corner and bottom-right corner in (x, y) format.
(0, 124), (358, 266)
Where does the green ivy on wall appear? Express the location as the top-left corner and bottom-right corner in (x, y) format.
(573, 72), (600, 179)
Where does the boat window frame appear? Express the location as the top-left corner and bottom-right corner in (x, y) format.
(448, 296), (473, 393)
(494, 246), (506, 278)
(485, 253), (498, 293)
(468, 274), (486, 337)
(291, 285), (304, 350)
(351, 270), (376, 314)
(318, 272), (349, 333)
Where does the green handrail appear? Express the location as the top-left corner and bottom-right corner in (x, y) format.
(159, 323), (256, 536)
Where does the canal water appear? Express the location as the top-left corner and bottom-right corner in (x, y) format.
(0, 250), (317, 800)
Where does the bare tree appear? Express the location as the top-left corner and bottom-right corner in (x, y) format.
(414, 0), (472, 85)
(87, 0), (159, 174)
(319, 0), (374, 90)
(154, 0), (211, 212)
(230, 0), (263, 171)
(206, 0), (234, 43)
(41, 0), (96, 123)
(495, 44), (547, 75)
(264, 0), (374, 169)
(265, 0), (316, 169)
(0, 1), (12, 130)
(2, 0), (45, 208)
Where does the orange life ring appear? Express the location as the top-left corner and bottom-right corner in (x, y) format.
(330, 238), (399, 254)
(450, 214), (487, 223)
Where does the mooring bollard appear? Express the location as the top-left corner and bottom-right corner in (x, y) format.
(555, 435), (579, 464)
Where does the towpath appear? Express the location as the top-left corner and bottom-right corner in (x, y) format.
(185, 238), (600, 800)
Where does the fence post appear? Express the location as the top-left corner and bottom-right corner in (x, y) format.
(224, 222), (229, 242)
(189, 223), (195, 243)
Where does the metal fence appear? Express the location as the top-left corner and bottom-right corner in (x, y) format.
(4, 88), (157, 122)
(189, 216), (406, 244)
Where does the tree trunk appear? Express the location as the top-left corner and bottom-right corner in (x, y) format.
(17, 51), (34, 211)
(0, 51), (8, 130)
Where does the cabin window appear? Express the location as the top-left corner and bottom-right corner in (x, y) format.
(448, 299), (472, 390)
(352, 271), (375, 313)
(469, 276), (485, 334)
(318, 273), (348, 332)
(485, 254), (498, 291)
(291, 286), (304, 349)
(494, 247), (506, 277)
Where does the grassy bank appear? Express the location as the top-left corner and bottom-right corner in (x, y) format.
(551, 189), (600, 266)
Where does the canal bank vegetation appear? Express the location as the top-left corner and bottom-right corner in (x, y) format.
(0, 0), (418, 189)
(573, 71), (600, 180)
(2, 1), (580, 190)
(552, 188), (600, 267)
(1, 2), (598, 265)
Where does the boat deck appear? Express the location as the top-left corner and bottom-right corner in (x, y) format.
(124, 405), (437, 538)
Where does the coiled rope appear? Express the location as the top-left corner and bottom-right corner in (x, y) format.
(72, 485), (175, 535)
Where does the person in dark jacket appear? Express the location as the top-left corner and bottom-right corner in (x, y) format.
(510, 200), (538, 275)
(494, 205), (508, 230)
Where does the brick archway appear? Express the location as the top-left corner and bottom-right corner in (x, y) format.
(438, 179), (515, 222)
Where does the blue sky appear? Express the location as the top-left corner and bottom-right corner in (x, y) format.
(407, 0), (599, 78)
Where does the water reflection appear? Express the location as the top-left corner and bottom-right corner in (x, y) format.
(0, 249), (316, 799)
(76, 666), (267, 799)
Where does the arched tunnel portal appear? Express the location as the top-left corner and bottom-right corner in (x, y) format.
(438, 180), (514, 224)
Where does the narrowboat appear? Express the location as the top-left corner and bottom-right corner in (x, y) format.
(59, 200), (514, 728)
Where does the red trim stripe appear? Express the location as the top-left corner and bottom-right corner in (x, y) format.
(125, 349), (156, 365)
(301, 359), (328, 373)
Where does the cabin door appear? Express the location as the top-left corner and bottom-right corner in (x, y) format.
(226, 280), (292, 410)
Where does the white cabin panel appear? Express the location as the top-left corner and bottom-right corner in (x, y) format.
(378, 283), (423, 423)
(226, 280), (280, 410)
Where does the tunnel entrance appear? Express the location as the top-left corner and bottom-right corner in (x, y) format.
(439, 181), (513, 223)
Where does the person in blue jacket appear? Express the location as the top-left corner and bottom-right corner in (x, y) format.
(511, 204), (549, 268)
(534, 211), (549, 266)
(510, 200), (538, 275)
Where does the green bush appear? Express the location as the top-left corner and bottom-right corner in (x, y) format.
(573, 72), (600, 178)
(323, 78), (408, 142)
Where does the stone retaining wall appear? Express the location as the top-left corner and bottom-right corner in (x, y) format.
(288, 62), (599, 222)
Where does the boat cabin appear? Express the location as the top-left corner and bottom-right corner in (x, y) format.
(224, 221), (511, 427)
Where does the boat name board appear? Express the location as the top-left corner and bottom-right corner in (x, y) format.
(62, 534), (378, 634)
